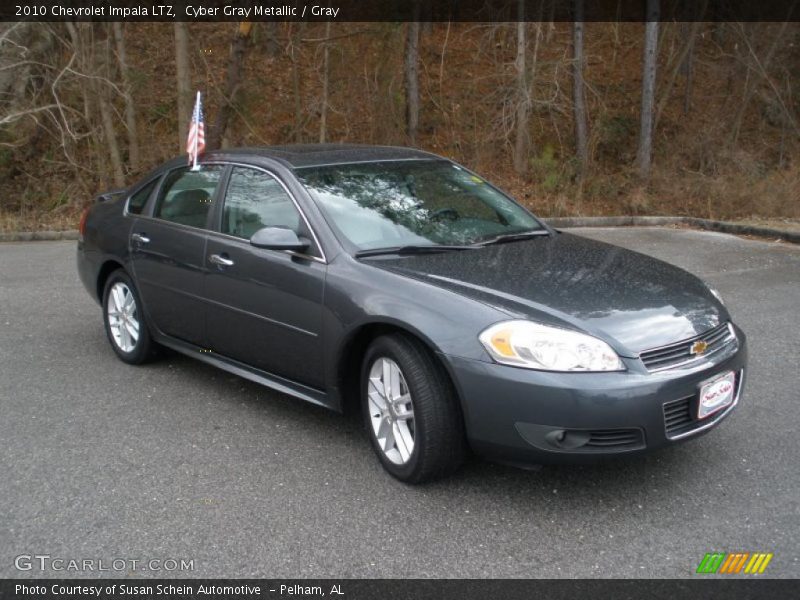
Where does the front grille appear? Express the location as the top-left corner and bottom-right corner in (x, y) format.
(663, 396), (694, 436)
(640, 322), (736, 372)
(584, 428), (645, 450)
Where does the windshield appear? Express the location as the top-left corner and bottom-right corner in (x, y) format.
(295, 160), (544, 250)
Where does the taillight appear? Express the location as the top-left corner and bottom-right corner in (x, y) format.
(78, 206), (90, 237)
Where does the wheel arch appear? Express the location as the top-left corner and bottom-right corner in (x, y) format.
(335, 319), (463, 418)
(96, 259), (126, 302)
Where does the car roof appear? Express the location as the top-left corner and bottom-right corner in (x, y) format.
(203, 144), (443, 169)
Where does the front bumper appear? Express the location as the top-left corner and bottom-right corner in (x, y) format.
(443, 326), (747, 466)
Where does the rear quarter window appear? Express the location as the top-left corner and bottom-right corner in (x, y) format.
(126, 178), (159, 215)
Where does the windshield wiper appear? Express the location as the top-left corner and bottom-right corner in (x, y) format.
(355, 244), (477, 258)
(476, 229), (550, 246)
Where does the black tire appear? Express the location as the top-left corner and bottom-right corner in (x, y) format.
(361, 333), (467, 483)
(102, 269), (159, 365)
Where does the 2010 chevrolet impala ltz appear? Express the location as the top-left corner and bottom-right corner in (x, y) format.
(77, 145), (747, 483)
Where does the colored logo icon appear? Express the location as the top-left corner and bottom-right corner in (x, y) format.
(696, 552), (773, 574)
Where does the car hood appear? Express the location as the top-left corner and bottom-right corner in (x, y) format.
(364, 232), (727, 355)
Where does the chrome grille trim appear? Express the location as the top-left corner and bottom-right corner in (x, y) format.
(640, 323), (736, 373)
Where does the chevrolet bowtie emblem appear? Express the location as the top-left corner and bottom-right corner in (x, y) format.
(690, 340), (709, 355)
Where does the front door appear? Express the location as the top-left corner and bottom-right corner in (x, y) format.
(203, 166), (326, 389)
(130, 165), (225, 345)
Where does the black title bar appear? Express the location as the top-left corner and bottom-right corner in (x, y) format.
(3, 0), (800, 22)
(1, 579), (799, 600)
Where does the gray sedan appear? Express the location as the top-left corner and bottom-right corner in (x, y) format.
(77, 145), (747, 483)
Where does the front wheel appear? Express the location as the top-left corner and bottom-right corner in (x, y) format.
(102, 270), (159, 365)
(362, 334), (467, 483)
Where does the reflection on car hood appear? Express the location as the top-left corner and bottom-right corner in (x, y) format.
(366, 232), (726, 355)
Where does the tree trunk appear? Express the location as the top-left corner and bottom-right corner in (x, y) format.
(289, 24), (303, 144)
(64, 21), (100, 184)
(635, 0), (660, 180)
(112, 22), (139, 171)
(174, 22), (191, 151)
(319, 21), (331, 143)
(208, 22), (254, 150)
(263, 21), (281, 58)
(681, 21), (694, 115)
(572, 0), (589, 177)
(730, 20), (791, 146)
(404, 19), (420, 145)
(512, 0), (529, 176)
(654, 16), (704, 132)
(96, 30), (125, 188)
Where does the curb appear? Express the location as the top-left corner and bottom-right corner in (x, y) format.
(683, 217), (800, 244)
(544, 216), (800, 244)
(545, 215), (686, 228)
(0, 230), (79, 242)
(0, 218), (797, 244)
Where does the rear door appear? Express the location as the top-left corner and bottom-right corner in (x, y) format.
(130, 165), (225, 345)
(203, 165), (326, 388)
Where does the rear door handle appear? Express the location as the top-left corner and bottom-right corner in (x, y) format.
(131, 233), (150, 244)
(209, 254), (234, 267)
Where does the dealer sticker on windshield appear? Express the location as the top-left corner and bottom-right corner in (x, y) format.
(698, 371), (736, 419)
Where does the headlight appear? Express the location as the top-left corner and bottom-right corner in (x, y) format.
(479, 320), (625, 372)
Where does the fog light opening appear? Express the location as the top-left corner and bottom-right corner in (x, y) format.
(545, 429), (591, 449)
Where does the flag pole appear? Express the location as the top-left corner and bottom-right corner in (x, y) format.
(191, 91), (201, 171)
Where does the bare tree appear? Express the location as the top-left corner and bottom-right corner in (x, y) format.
(319, 21), (332, 143)
(512, 0), (529, 175)
(208, 22), (254, 150)
(263, 22), (281, 58)
(654, 18), (705, 132)
(96, 27), (125, 187)
(288, 23), (304, 144)
(174, 22), (191, 150)
(404, 16), (420, 145)
(112, 22), (139, 171)
(635, 0), (660, 179)
(680, 21), (696, 115)
(730, 20), (794, 145)
(572, 0), (589, 177)
(0, 24), (51, 114)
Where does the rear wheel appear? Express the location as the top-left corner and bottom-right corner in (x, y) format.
(102, 270), (159, 364)
(362, 334), (466, 483)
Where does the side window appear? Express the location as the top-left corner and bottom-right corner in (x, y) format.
(154, 166), (223, 228)
(127, 178), (159, 215)
(222, 167), (302, 239)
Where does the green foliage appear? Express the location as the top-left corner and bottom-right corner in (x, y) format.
(530, 145), (570, 192)
(148, 101), (173, 124)
(127, 67), (149, 92)
(0, 147), (13, 169)
(47, 189), (70, 211)
(596, 114), (636, 161)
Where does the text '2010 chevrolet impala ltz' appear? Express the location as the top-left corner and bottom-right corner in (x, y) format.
(77, 145), (747, 483)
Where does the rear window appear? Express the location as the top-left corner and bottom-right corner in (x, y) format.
(153, 166), (224, 229)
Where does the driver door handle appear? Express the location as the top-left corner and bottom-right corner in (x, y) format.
(131, 233), (150, 244)
(209, 254), (234, 267)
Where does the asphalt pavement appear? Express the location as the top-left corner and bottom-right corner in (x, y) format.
(0, 227), (798, 578)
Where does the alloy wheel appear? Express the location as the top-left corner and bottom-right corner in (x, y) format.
(107, 282), (140, 353)
(367, 357), (416, 465)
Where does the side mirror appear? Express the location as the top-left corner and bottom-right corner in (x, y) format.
(250, 226), (309, 252)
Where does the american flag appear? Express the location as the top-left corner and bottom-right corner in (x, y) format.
(186, 91), (205, 168)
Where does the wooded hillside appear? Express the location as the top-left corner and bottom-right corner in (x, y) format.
(0, 19), (798, 230)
